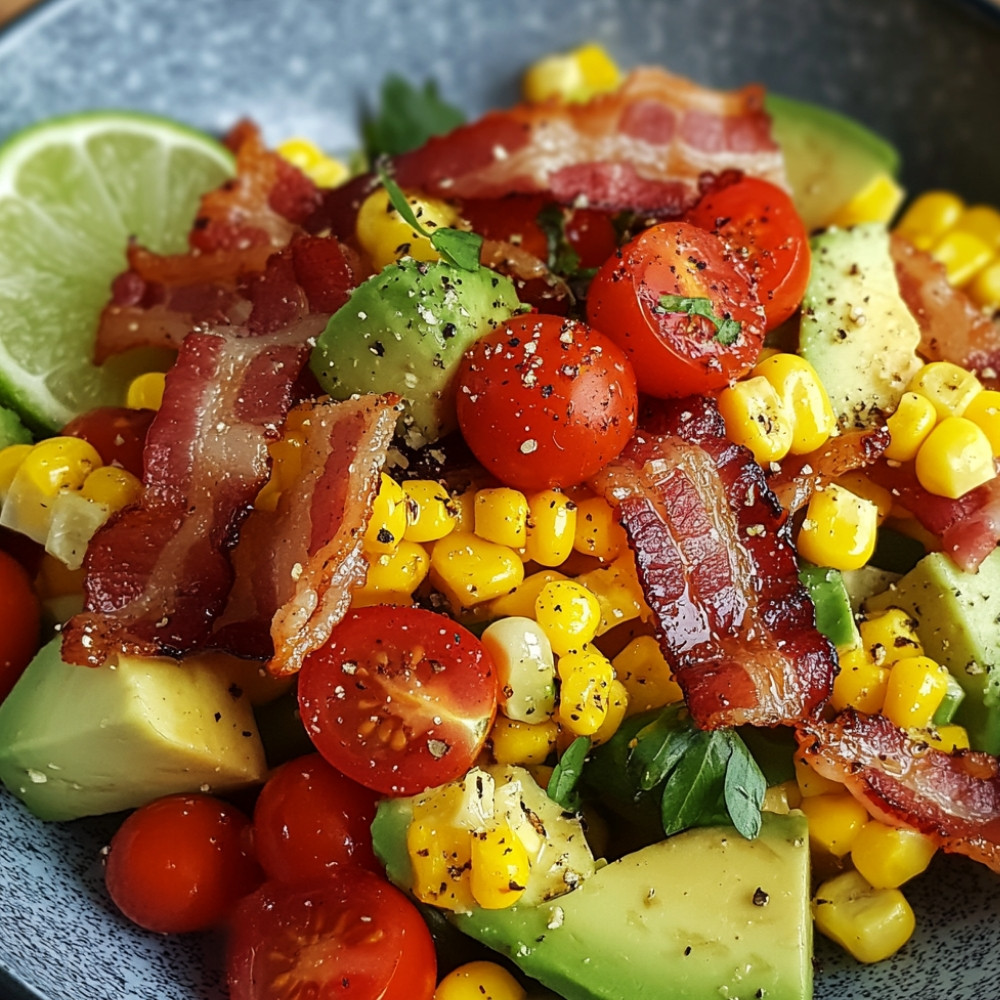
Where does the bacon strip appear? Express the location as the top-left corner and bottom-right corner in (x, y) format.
(591, 397), (836, 728)
(392, 67), (785, 214)
(797, 710), (1000, 872)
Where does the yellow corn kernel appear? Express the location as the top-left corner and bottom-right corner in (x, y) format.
(487, 569), (568, 619)
(591, 678), (629, 746)
(524, 489), (577, 567)
(858, 608), (924, 666)
(895, 190), (965, 251)
(556, 647), (614, 737)
(355, 539), (430, 606)
(968, 257), (1000, 311)
(794, 757), (844, 799)
(906, 361), (982, 420)
(534, 579), (602, 656)
(955, 204), (1000, 251)
(521, 42), (621, 104)
(79, 466), (142, 513)
(0, 443), (33, 500)
(490, 715), (558, 767)
(850, 820), (937, 889)
(932, 228), (994, 287)
(796, 484), (878, 571)
(798, 792), (870, 857)
(470, 822), (530, 909)
(407, 794), (475, 911)
(762, 780), (802, 814)
(35, 552), (85, 600)
(883, 391), (938, 462)
(881, 655), (950, 730)
(125, 371), (166, 411)
(364, 473), (407, 555)
(914, 416), (995, 499)
(753, 353), (836, 455)
(612, 634), (683, 715)
(830, 644), (890, 714)
(474, 488), (529, 549)
(13, 437), (102, 497)
(403, 479), (459, 543)
(429, 531), (524, 608)
(922, 723), (970, 752)
(573, 553), (649, 636)
(356, 187), (458, 271)
(964, 388), (1000, 456)
(572, 495), (626, 561)
(450, 487), (477, 533)
(812, 869), (916, 963)
(276, 137), (349, 188)
(434, 961), (527, 1000)
(717, 375), (793, 464)
(832, 472), (891, 527)
(826, 172), (905, 228)
(255, 431), (305, 512)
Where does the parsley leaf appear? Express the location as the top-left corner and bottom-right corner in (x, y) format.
(536, 203), (582, 276)
(363, 75), (465, 159)
(657, 293), (741, 346)
(547, 736), (590, 811)
(660, 729), (732, 837)
(723, 731), (767, 839)
(626, 702), (700, 791)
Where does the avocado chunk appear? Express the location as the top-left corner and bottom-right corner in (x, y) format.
(310, 259), (520, 447)
(865, 548), (1000, 754)
(0, 638), (268, 820)
(798, 223), (922, 431)
(374, 797), (811, 1000)
(799, 562), (859, 649)
(766, 93), (899, 231)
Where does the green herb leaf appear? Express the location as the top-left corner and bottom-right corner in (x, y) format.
(660, 729), (732, 837)
(657, 294), (741, 346)
(723, 732), (767, 839)
(363, 75), (465, 159)
(548, 736), (590, 811)
(627, 703), (700, 791)
(537, 203), (582, 277)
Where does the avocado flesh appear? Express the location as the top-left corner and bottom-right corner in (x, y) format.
(865, 548), (1000, 754)
(766, 93), (899, 231)
(374, 800), (812, 1000)
(0, 637), (268, 820)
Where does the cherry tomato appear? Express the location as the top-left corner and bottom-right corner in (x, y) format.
(104, 793), (262, 934)
(455, 314), (638, 491)
(563, 207), (618, 269)
(252, 752), (381, 882)
(586, 220), (765, 398)
(460, 195), (550, 260)
(62, 406), (156, 478)
(0, 549), (41, 703)
(228, 871), (436, 1000)
(297, 605), (497, 796)
(685, 177), (810, 330)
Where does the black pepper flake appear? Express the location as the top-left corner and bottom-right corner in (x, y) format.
(371, 340), (386, 357)
(684, 945), (692, 956)
(213, 712), (222, 722)
(752, 887), (769, 906)
(227, 683), (244, 700)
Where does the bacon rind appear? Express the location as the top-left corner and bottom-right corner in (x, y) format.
(797, 710), (1000, 872)
(591, 396), (836, 729)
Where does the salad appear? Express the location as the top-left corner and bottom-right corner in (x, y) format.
(2, 40), (1000, 1000)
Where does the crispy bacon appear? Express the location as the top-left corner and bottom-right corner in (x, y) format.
(797, 710), (1000, 872)
(591, 396), (836, 728)
(212, 394), (401, 674)
(391, 67), (785, 213)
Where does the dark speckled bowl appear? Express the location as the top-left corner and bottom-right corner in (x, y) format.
(1, 1), (999, 998)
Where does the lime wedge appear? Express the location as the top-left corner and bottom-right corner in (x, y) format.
(0, 111), (236, 433)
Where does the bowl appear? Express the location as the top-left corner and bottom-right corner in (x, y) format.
(1, 1), (999, 998)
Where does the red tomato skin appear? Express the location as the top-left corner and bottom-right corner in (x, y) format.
(62, 406), (156, 479)
(455, 314), (638, 491)
(227, 872), (436, 1000)
(104, 794), (263, 934)
(685, 177), (810, 330)
(252, 752), (380, 882)
(298, 606), (497, 797)
(564, 208), (618, 269)
(0, 549), (42, 703)
(586, 221), (764, 398)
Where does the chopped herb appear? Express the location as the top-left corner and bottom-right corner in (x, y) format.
(363, 75), (465, 159)
(537, 203), (582, 276)
(547, 735), (590, 811)
(723, 731), (767, 839)
(657, 293), (741, 346)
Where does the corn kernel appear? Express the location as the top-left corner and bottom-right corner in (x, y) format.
(762, 780), (802, 814)
(474, 487), (529, 549)
(794, 757), (844, 798)
(470, 822), (530, 909)
(80, 465), (142, 513)
(124, 371), (166, 411)
(906, 361), (982, 420)
(883, 391), (938, 462)
(490, 715), (558, 767)
(850, 821), (936, 889)
(859, 608), (924, 666)
(407, 792), (475, 911)
(799, 792), (870, 857)
(356, 187), (458, 271)
(481, 616), (556, 722)
(525, 489), (577, 567)
(276, 137), (350, 188)
(14, 437), (102, 497)
(968, 258), (1000, 312)
(572, 495), (626, 561)
(964, 389), (1000, 456)
(487, 569), (568, 619)
(833, 472), (893, 525)
(753, 353), (836, 455)
(955, 204), (1000, 251)
(914, 416), (995, 499)
(796, 484), (878, 571)
(404, 479), (458, 543)
(830, 644), (889, 714)
(361, 473), (407, 555)
(434, 961), (527, 1000)
(355, 539), (430, 606)
(556, 647), (615, 736)
(922, 723), (970, 752)
(882, 655), (950, 730)
(573, 552), (649, 635)
(895, 190), (965, 251)
(932, 228), (994, 286)
(826, 172), (905, 228)
(612, 634), (683, 714)
(430, 531), (524, 608)
(717, 375), (793, 464)
(521, 42), (621, 104)
(0, 443), (32, 500)
(812, 869), (916, 963)
(35, 552), (85, 599)
(590, 678), (629, 746)
(534, 579), (602, 656)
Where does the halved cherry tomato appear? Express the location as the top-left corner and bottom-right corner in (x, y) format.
(62, 405), (156, 479)
(227, 871), (436, 1000)
(685, 176), (810, 330)
(104, 793), (262, 934)
(297, 605), (497, 796)
(252, 752), (381, 882)
(455, 314), (638, 491)
(586, 221), (765, 398)
(460, 195), (550, 260)
(0, 549), (41, 703)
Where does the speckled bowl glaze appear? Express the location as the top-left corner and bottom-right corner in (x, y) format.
(1, 1), (999, 998)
